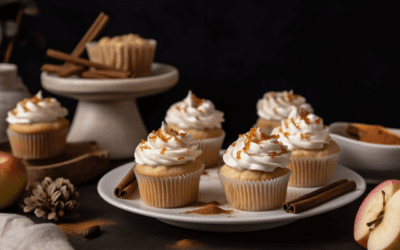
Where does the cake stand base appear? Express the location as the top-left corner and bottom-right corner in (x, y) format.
(67, 99), (147, 159)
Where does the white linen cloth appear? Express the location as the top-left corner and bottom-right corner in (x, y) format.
(0, 213), (74, 250)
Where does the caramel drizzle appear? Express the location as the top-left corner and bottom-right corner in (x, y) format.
(236, 150), (241, 159)
(13, 95), (52, 114)
(160, 148), (167, 155)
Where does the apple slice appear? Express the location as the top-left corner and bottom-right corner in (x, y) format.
(367, 189), (400, 250)
(354, 180), (400, 249)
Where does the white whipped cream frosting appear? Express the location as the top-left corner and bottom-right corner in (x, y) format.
(223, 127), (291, 172)
(271, 108), (330, 150)
(6, 91), (68, 124)
(165, 91), (224, 130)
(134, 122), (202, 166)
(257, 90), (314, 121)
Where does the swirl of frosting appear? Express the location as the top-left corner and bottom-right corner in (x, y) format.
(134, 122), (202, 166)
(165, 91), (224, 130)
(271, 108), (330, 150)
(257, 90), (313, 121)
(6, 91), (68, 124)
(223, 127), (291, 172)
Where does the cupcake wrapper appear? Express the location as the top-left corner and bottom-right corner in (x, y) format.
(134, 164), (205, 208)
(7, 127), (69, 160)
(287, 153), (340, 187)
(195, 131), (225, 169)
(86, 40), (157, 78)
(218, 170), (291, 211)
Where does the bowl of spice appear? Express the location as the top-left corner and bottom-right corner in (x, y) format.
(329, 122), (400, 183)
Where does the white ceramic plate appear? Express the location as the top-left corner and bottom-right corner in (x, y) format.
(98, 154), (366, 232)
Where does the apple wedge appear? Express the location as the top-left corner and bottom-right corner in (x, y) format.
(354, 180), (400, 249)
(368, 188), (400, 250)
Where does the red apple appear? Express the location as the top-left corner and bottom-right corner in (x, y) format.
(367, 189), (400, 250)
(0, 152), (27, 209)
(354, 180), (400, 249)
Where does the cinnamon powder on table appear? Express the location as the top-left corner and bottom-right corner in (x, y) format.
(168, 239), (205, 249)
(183, 201), (232, 215)
(57, 218), (117, 239)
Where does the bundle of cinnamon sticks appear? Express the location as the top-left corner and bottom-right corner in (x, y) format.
(41, 12), (134, 79)
(283, 179), (357, 214)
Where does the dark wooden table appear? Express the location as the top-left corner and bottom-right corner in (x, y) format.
(5, 156), (371, 250)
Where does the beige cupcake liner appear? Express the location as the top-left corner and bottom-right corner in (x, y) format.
(7, 127), (69, 160)
(195, 131), (225, 169)
(287, 153), (340, 187)
(133, 164), (205, 208)
(86, 40), (157, 78)
(218, 169), (291, 211)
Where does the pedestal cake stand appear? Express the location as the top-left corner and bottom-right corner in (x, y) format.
(41, 63), (179, 159)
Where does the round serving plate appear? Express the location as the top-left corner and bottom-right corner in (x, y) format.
(98, 152), (366, 232)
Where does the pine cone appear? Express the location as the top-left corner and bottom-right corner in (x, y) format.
(21, 177), (79, 221)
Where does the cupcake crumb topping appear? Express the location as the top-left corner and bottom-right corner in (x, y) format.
(223, 127), (291, 172)
(165, 90), (224, 130)
(272, 108), (330, 150)
(257, 90), (313, 121)
(7, 91), (68, 125)
(134, 122), (202, 167)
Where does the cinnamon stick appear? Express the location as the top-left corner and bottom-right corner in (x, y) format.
(114, 168), (137, 199)
(3, 8), (23, 63)
(283, 179), (357, 214)
(41, 64), (64, 74)
(81, 69), (131, 79)
(57, 12), (109, 77)
(46, 49), (131, 75)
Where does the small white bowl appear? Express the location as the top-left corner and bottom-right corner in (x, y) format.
(329, 122), (400, 183)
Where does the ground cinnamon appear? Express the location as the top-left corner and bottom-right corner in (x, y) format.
(168, 239), (205, 249)
(57, 218), (117, 239)
(347, 123), (400, 145)
(184, 203), (232, 215)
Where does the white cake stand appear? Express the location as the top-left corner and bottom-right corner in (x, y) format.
(41, 63), (179, 159)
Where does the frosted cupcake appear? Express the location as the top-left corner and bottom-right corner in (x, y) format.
(6, 91), (69, 160)
(165, 91), (225, 168)
(134, 122), (203, 208)
(272, 108), (340, 187)
(86, 33), (157, 77)
(219, 127), (292, 211)
(256, 90), (313, 134)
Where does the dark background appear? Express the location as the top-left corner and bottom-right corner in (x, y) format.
(1, 0), (399, 144)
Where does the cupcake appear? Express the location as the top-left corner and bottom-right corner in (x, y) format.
(165, 91), (225, 168)
(6, 91), (69, 160)
(256, 90), (313, 134)
(86, 33), (157, 77)
(219, 127), (292, 211)
(272, 108), (340, 187)
(133, 122), (203, 208)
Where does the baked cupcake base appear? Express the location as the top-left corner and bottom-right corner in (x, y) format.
(134, 163), (205, 208)
(287, 141), (340, 187)
(218, 165), (291, 211)
(7, 119), (69, 160)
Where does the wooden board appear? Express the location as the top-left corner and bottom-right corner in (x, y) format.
(0, 141), (109, 190)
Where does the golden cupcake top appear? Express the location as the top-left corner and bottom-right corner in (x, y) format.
(223, 127), (291, 172)
(134, 122), (202, 166)
(6, 91), (68, 124)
